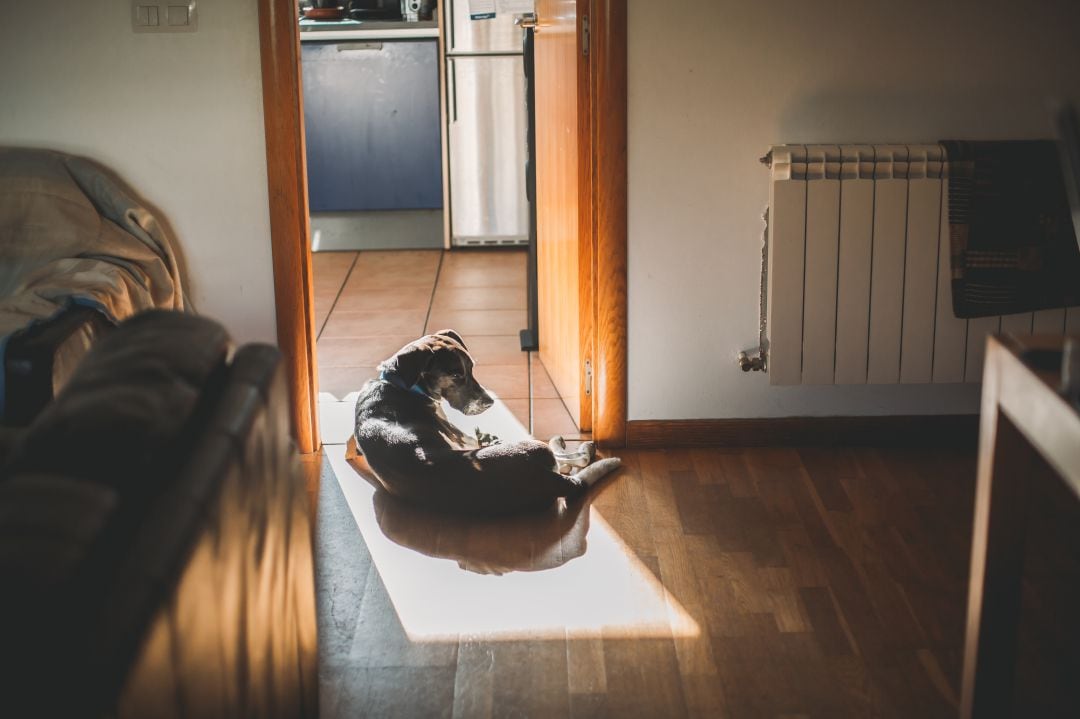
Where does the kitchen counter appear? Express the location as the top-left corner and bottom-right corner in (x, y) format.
(299, 19), (439, 40)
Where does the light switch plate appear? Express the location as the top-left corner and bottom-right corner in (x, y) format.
(132, 1), (197, 33)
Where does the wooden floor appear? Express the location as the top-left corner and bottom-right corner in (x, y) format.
(312, 249), (584, 443)
(315, 444), (989, 718)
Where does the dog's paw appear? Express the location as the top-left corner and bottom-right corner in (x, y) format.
(473, 427), (501, 448)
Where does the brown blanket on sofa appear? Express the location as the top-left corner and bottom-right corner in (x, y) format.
(0, 147), (186, 340)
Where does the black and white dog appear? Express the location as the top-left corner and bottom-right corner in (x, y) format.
(353, 330), (620, 515)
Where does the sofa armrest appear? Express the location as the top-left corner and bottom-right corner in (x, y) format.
(114, 345), (317, 719)
(0, 315), (316, 719)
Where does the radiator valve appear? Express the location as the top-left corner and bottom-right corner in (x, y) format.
(737, 350), (767, 373)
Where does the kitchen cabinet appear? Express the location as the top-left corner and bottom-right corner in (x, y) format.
(301, 39), (442, 212)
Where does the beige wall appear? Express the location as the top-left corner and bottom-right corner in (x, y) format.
(627, 0), (1080, 420)
(0, 0), (277, 344)
(6, 1), (1079, 421)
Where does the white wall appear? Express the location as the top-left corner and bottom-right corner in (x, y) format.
(0, 0), (277, 344)
(628, 0), (1080, 420)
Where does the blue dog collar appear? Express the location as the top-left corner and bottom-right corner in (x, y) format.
(379, 370), (433, 399)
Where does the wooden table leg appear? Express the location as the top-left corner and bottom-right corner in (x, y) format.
(961, 411), (1038, 718)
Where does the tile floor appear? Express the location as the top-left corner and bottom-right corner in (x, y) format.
(312, 248), (586, 445)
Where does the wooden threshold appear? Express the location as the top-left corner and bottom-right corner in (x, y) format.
(626, 415), (980, 448)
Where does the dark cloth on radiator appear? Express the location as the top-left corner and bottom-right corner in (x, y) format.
(942, 140), (1080, 319)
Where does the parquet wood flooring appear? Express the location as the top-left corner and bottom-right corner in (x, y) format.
(316, 445), (1002, 718)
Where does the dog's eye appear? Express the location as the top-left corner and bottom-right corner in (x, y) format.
(450, 371), (465, 380)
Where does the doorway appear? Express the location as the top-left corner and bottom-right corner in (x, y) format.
(256, 0), (626, 453)
(313, 248), (588, 446)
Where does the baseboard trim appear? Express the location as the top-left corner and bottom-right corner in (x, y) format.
(626, 415), (980, 448)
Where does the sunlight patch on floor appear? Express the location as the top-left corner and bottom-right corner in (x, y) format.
(318, 396), (356, 444)
(325, 444), (701, 642)
(319, 390), (361, 404)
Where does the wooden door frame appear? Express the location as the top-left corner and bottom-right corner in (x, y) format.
(583, 0), (627, 447)
(256, 0), (627, 451)
(258, 0), (319, 454)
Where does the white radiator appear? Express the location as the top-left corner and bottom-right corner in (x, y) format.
(766, 144), (1080, 386)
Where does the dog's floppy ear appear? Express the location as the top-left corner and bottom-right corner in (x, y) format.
(379, 340), (434, 388)
(434, 328), (468, 351)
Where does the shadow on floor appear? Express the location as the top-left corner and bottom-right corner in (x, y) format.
(373, 489), (592, 576)
(345, 443), (594, 575)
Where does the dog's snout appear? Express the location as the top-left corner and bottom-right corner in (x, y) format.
(463, 388), (495, 416)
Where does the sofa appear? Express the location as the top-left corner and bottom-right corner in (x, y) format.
(0, 147), (188, 426)
(0, 310), (317, 718)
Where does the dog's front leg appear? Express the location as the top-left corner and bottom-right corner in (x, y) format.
(444, 427), (478, 450)
(434, 403), (478, 449)
(474, 427), (501, 448)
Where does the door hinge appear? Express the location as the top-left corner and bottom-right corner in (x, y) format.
(582, 15), (590, 56)
(584, 359), (593, 396)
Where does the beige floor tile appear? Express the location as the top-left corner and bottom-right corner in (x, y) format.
(531, 398), (581, 441)
(314, 307), (332, 338)
(436, 265), (526, 289)
(348, 250), (441, 286)
(441, 249), (525, 269)
(431, 286), (526, 311)
(312, 251), (356, 294)
(460, 335), (527, 367)
(318, 366), (378, 399)
(314, 286), (340, 309)
(358, 249), (441, 269)
(345, 264), (437, 290)
(426, 309), (526, 336)
(472, 364), (529, 400)
(501, 399), (531, 432)
(313, 249), (581, 442)
(529, 359), (562, 399)
(321, 309), (428, 338)
(313, 249), (358, 269)
(334, 287), (433, 312)
(317, 336), (415, 367)
(314, 290), (340, 331)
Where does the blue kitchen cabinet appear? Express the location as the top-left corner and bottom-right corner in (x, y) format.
(301, 39), (442, 212)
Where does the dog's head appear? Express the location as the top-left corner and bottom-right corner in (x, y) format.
(378, 329), (495, 415)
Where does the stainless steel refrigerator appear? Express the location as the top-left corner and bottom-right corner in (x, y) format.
(445, 0), (529, 246)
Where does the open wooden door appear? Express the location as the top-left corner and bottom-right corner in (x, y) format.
(535, 0), (593, 432)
